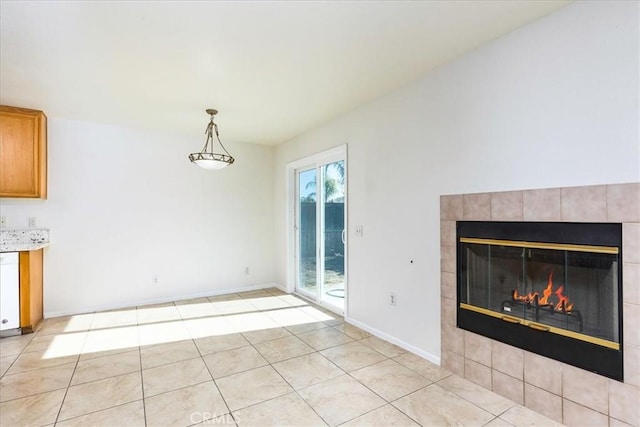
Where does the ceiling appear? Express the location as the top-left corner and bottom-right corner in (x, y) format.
(0, 1), (570, 146)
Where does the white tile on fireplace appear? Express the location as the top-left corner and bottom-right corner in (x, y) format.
(441, 297), (456, 327)
(608, 379), (640, 426)
(464, 358), (492, 390)
(624, 344), (640, 388)
(441, 349), (464, 377)
(441, 271), (456, 300)
(562, 398), (609, 427)
(524, 383), (562, 424)
(523, 188), (561, 221)
(492, 341), (523, 380)
(623, 223), (640, 264)
(464, 332), (492, 367)
(441, 195), (463, 221)
(560, 185), (607, 222)
(562, 364), (609, 415)
(624, 263), (640, 306)
(491, 191), (523, 221)
(523, 352), (562, 396)
(493, 369), (524, 406)
(463, 193), (491, 220)
(441, 246), (456, 273)
(441, 220), (456, 247)
(623, 303), (640, 347)
(442, 323), (464, 355)
(607, 183), (640, 223)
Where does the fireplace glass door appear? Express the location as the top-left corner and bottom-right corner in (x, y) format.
(460, 238), (620, 349)
(457, 221), (623, 380)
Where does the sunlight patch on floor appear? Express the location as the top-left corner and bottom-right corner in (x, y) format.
(40, 292), (337, 360)
(81, 325), (139, 356)
(40, 332), (86, 359)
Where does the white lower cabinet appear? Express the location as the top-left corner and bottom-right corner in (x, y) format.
(0, 252), (20, 330)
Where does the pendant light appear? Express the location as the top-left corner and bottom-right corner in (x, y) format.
(188, 108), (235, 170)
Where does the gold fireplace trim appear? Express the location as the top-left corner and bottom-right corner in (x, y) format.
(459, 237), (619, 255)
(459, 303), (620, 350)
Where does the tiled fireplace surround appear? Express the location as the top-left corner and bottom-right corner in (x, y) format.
(440, 183), (640, 426)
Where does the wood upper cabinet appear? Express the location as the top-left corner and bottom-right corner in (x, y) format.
(0, 105), (47, 198)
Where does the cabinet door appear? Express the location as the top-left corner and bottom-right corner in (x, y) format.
(0, 106), (47, 198)
(0, 252), (20, 330)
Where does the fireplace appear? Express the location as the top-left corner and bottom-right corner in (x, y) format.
(457, 221), (623, 381)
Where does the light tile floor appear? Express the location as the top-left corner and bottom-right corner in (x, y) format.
(0, 288), (564, 426)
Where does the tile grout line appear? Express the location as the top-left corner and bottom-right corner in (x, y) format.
(51, 313), (144, 424)
(137, 319), (147, 427)
(431, 376), (518, 423)
(0, 335), (65, 409)
(340, 356), (424, 419)
(0, 334), (37, 379)
(195, 329), (236, 426)
(247, 340), (330, 427)
(196, 311), (348, 425)
(258, 327), (403, 427)
(52, 313), (92, 425)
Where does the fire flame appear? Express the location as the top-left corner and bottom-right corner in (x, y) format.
(554, 285), (574, 311)
(513, 272), (574, 312)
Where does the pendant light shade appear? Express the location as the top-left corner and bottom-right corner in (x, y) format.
(188, 109), (235, 170)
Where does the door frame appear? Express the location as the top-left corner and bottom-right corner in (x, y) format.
(286, 144), (347, 316)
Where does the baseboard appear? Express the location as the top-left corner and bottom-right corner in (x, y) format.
(344, 315), (441, 366)
(44, 282), (283, 318)
(271, 282), (288, 293)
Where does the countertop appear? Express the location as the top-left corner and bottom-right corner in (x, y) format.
(0, 228), (50, 252)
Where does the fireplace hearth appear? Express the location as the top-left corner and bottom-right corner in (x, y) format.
(457, 221), (623, 380)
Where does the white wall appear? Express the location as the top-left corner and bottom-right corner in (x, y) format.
(274, 1), (639, 361)
(1, 118), (276, 316)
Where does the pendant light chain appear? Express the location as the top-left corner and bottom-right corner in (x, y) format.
(212, 120), (233, 158)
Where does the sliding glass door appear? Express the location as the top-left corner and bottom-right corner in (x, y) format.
(295, 155), (346, 312)
(297, 167), (318, 295)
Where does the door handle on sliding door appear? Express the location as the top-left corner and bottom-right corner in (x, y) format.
(341, 229), (346, 244)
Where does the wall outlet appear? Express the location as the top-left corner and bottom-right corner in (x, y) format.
(28, 217), (37, 228)
(355, 225), (364, 237)
(152, 275), (159, 284)
(0, 217), (6, 228)
(390, 292), (397, 306)
(244, 267), (250, 275)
